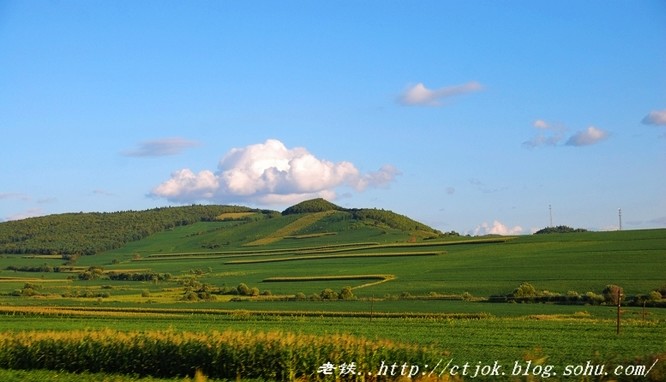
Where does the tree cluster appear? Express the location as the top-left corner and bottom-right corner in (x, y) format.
(534, 225), (588, 234)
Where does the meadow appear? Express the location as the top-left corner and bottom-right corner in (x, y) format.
(0, 206), (664, 381)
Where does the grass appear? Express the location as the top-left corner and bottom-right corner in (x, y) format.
(245, 211), (337, 246)
(224, 251), (442, 264)
(0, 227), (664, 380)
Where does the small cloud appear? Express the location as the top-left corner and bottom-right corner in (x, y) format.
(92, 189), (116, 197)
(641, 110), (666, 126)
(522, 119), (566, 148)
(122, 137), (200, 157)
(566, 126), (609, 146)
(150, 139), (399, 205)
(474, 220), (523, 236)
(0, 192), (30, 201)
(398, 81), (483, 106)
(524, 120), (608, 148)
(468, 178), (505, 194)
(533, 119), (550, 129)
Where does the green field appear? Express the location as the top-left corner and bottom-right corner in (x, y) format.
(0, 204), (664, 380)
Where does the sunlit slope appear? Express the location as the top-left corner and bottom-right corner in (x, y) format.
(84, 227), (666, 299)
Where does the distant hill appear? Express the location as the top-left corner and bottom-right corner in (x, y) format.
(283, 198), (439, 234)
(282, 198), (344, 214)
(0, 199), (443, 257)
(0, 205), (267, 257)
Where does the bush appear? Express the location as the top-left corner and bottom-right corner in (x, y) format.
(236, 283), (251, 296)
(648, 290), (662, 302)
(340, 286), (355, 300)
(512, 282), (537, 298)
(584, 291), (605, 305)
(320, 288), (339, 300)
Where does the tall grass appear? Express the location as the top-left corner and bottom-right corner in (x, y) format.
(0, 329), (437, 381)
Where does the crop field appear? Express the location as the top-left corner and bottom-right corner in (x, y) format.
(0, 215), (664, 381)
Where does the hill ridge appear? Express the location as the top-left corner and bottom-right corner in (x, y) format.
(0, 199), (441, 256)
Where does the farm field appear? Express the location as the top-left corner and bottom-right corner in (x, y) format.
(0, 203), (664, 380)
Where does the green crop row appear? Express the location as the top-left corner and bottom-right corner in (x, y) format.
(263, 274), (392, 282)
(225, 251), (442, 265)
(0, 329), (436, 381)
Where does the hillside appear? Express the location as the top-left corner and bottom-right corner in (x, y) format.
(283, 198), (441, 235)
(0, 199), (442, 257)
(0, 205), (269, 257)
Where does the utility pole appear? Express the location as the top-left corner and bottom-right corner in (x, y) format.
(618, 208), (622, 231)
(616, 288), (622, 335)
(549, 204), (553, 227)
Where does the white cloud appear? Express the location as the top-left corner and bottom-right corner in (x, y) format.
(533, 119), (550, 129)
(522, 119), (565, 148)
(565, 126), (608, 146)
(524, 120), (608, 148)
(642, 110), (666, 126)
(474, 220), (523, 236)
(398, 81), (482, 106)
(122, 137), (200, 157)
(150, 139), (399, 205)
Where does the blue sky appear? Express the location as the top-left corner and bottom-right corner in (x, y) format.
(1, 1), (665, 234)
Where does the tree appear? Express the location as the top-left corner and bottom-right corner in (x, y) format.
(340, 286), (355, 300)
(320, 288), (339, 300)
(602, 284), (624, 305)
(236, 283), (251, 296)
(512, 282), (537, 298)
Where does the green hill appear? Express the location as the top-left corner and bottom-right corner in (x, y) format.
(0, 205), (268, 257)
(281, 198), (344, 214)
(0, 199), (442, 257)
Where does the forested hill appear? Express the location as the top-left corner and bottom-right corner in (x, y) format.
(282, 198), (438, 233)
(0, 199), (443, 257)
(0, 205), (266, 257)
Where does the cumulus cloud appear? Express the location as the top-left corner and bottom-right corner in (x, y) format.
(122, 137), (200, 157)
(150, 139), (400, 205)
(565, 126), (608, 146)
(474, 220), (523, 236)
(641, 110), (666, 126)
(523, 120), (608, 148)
(398, 81), (482, 106)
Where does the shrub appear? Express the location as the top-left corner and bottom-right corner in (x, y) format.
(584, 291), (605, 305)
(512, 282), (537, 298)
(320, 288), (339, 300)
(648, 290), (662, 302)
(236, 283), (251, 296)
(340, 286), (355, 300)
